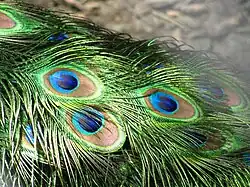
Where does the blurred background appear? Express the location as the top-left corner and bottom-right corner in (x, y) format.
(1, 0), (250, 74)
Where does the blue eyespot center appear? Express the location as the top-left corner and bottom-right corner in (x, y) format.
(48, 33), (69, 42)
(25, 125), (34, 145)
(49, 70), (79, 94)
(200, 82), (224, 101)
(72, 109), (104, 135)
(149, 92), (179, 115)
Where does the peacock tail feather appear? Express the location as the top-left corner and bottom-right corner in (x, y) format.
(0, 2), (250, 187)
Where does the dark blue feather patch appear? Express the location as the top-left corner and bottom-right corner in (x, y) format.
(72, 109), (104, 135)
(49, 70), (79, 94)
(149, 92), (179, 115)
(200, 82), (225, 101)
(48, 33), (69, 42)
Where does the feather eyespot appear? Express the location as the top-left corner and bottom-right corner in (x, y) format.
(199, 81), (241, 107)
(182, 130), (246, 159)
(198, 72), (248, 111)
(44, 68), (98, 98)
(0, 12), (15, 29)
(186, 130), (228, 153)
(144, 89), (198, 120)
(72, 108), (104, 135)
(67, 107), (126, 152)
(0, 6), (40, 35)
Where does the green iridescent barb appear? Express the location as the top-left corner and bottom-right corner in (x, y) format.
(0, 2), (250, 187)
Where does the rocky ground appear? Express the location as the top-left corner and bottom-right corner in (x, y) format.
(1, 0), (250, 74)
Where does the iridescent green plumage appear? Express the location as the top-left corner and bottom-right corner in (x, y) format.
(0, 2), (250, 187)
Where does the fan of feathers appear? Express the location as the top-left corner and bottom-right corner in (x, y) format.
(0, 1), (249, 187)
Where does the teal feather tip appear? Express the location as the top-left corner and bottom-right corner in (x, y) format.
(0, 2), (250, 187)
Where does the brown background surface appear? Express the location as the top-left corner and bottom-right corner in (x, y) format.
(1, 0), (250, 74)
